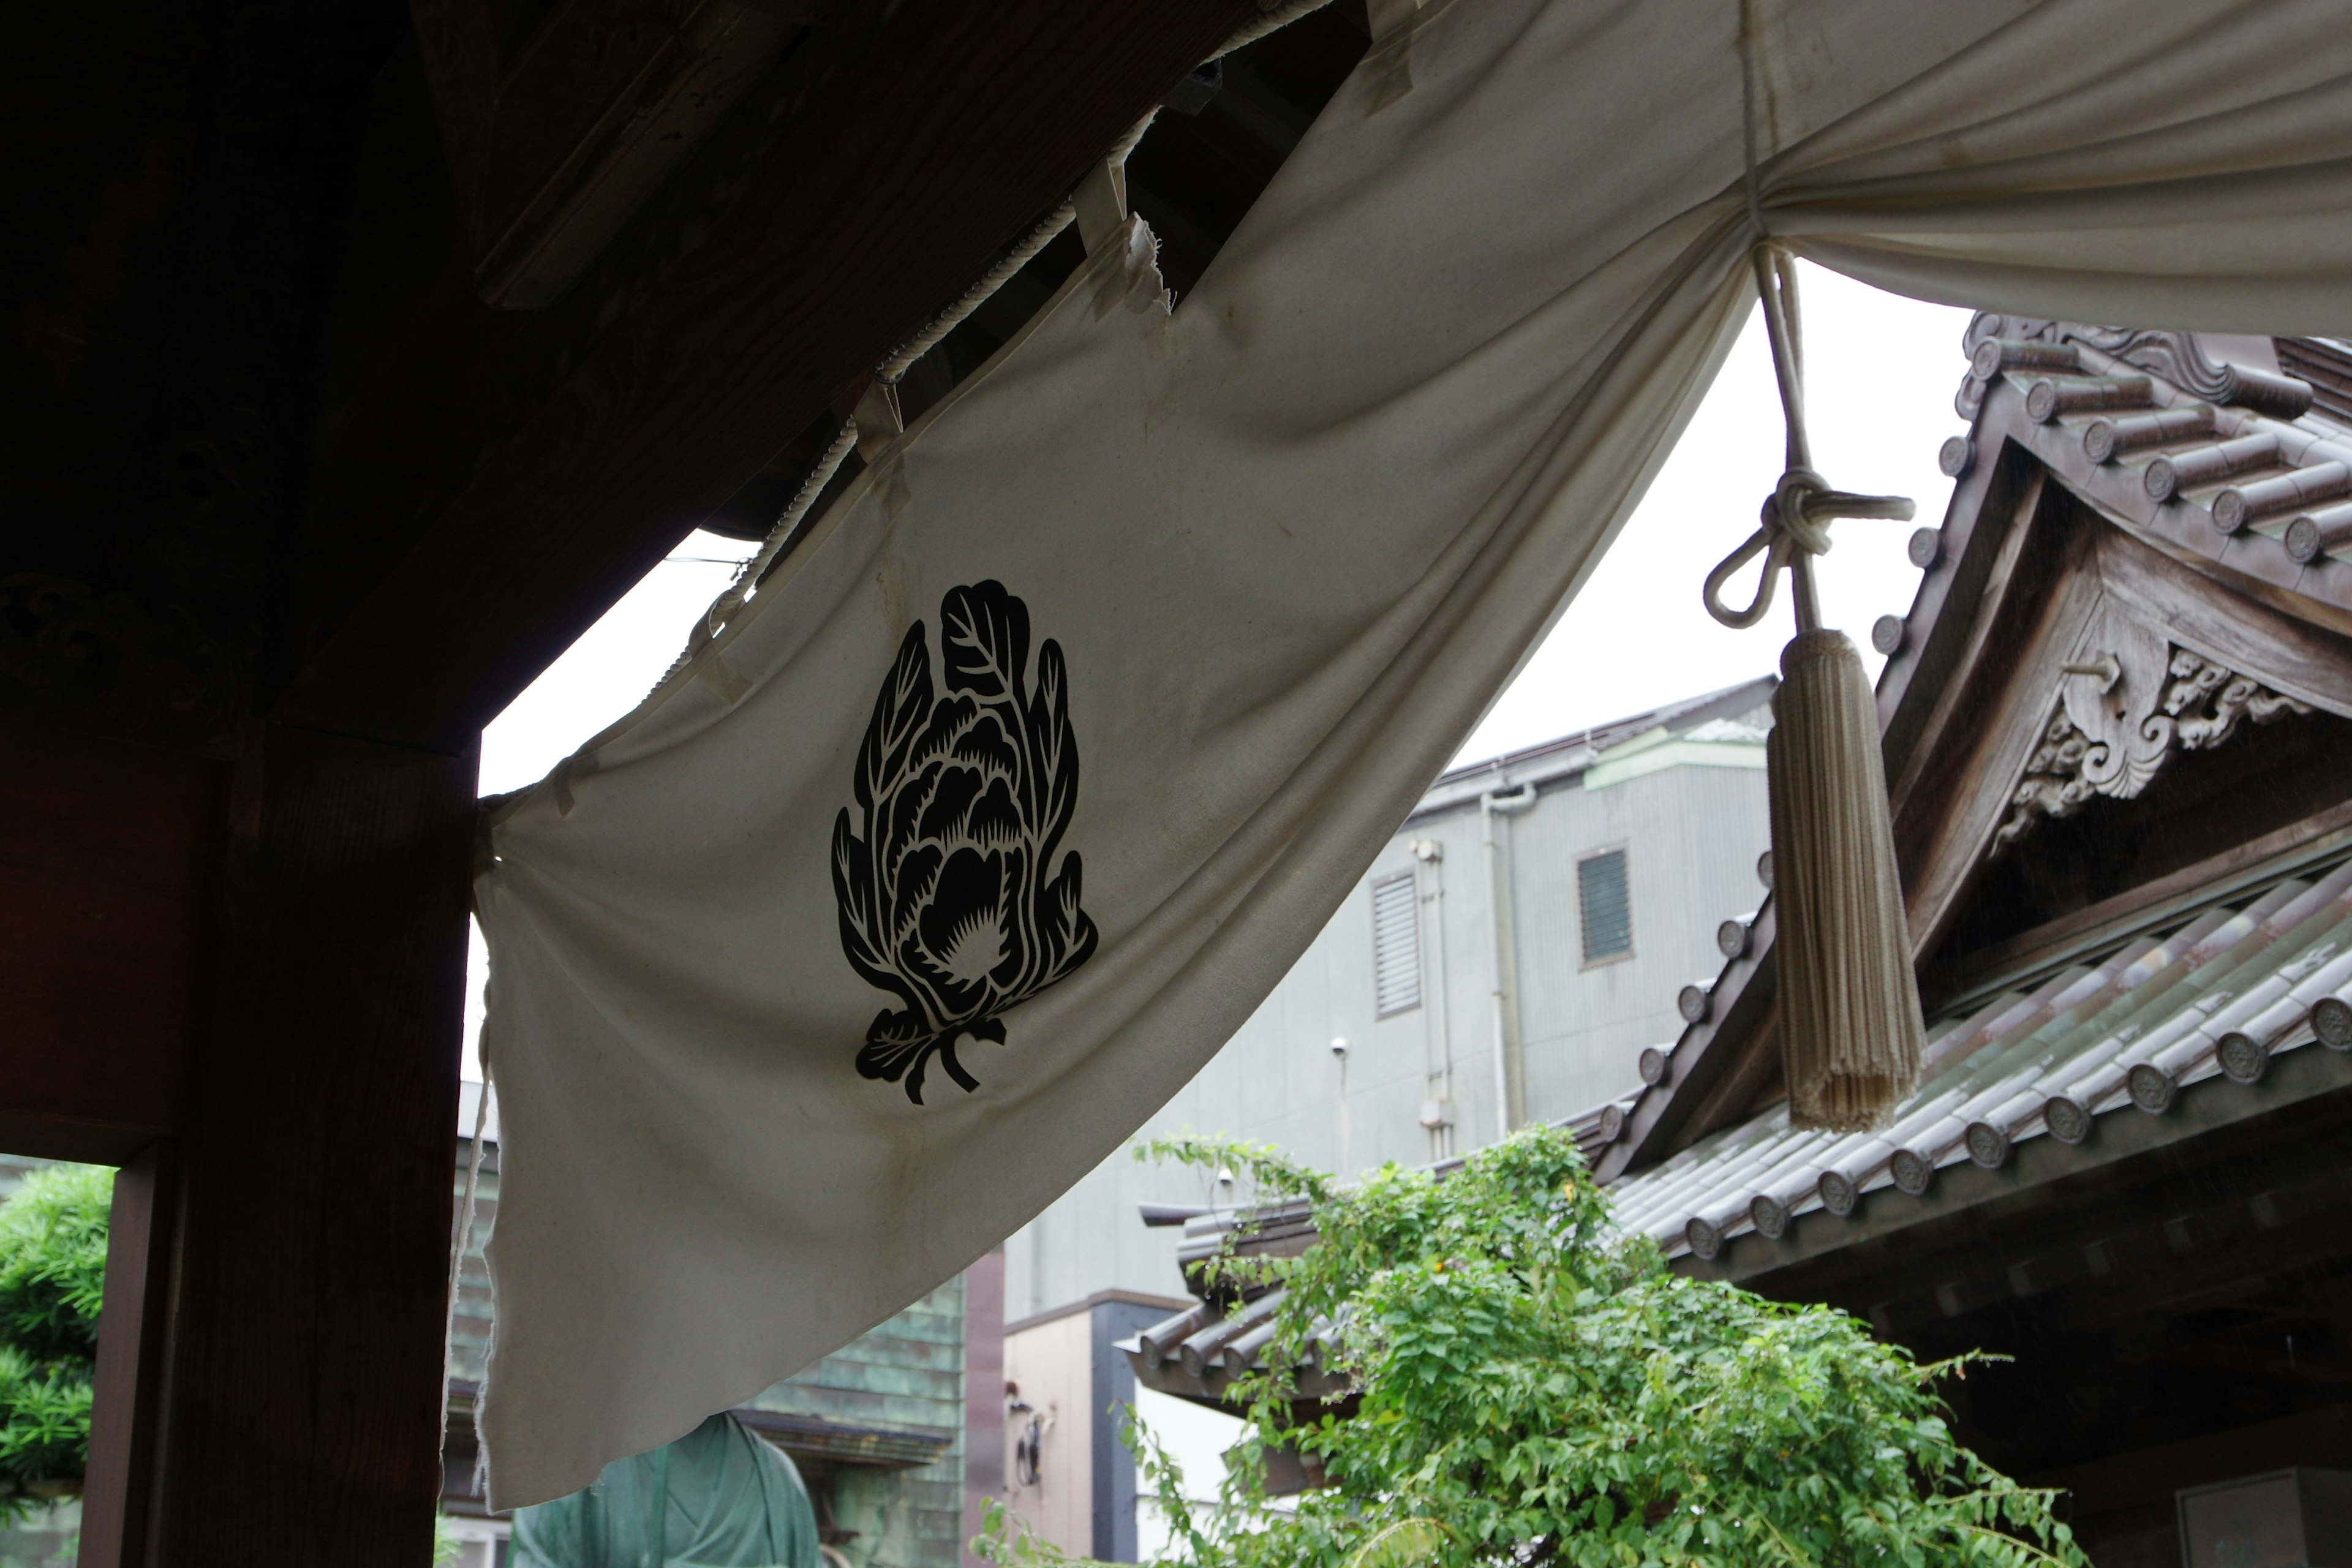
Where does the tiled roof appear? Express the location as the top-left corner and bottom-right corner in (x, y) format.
(1120, 1095), (1635, 1402)
(2274, 337), (2352, 428)
(1608, 851), (2352, 1263)
(1590, 324), (2352, 1183)
(1126, 323), (2352, 1394)
(1946, 323), (2352, 612)
(1121, 1286), (1353, 1406)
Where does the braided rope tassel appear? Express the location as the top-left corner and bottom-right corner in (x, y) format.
(1703, 249), (1923, 1131)
(1770, 627), (1924, 1131)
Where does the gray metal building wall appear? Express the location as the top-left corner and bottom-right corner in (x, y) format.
(1005, 685), (1776, 1319)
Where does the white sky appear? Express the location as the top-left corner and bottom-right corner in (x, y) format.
(459, 263), (1975, 1077)
(1131, 1385), (1254, 1558)
(1464, 265), (1973, 758)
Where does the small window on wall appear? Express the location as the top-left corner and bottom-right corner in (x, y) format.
(1578, 848), (1632, 965)
(1371, 871), (1422, 1016)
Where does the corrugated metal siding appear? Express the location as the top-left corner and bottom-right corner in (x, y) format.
(1611, 854), (2352, 1259)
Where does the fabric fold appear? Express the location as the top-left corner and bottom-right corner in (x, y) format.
(476, 0), (2352, 1506)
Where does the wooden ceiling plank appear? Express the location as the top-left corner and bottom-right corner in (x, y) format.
(433, 0), (806, 307)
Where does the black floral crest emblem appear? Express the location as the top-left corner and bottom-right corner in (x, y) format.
(831, 581), (1099, 1102)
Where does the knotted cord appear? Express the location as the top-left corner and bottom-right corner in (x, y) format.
(1714, 248), (1929, 1131)
(1709, 29), (1927, 1134)
(1701, 247), (1914, 633)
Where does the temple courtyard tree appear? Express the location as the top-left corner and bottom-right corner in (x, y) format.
(987, 1126), (2082, 1568)
(0, 1164), (110, 1513)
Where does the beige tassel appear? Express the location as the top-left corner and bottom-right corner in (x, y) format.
(1768, 629), (1923, 1129)
(1703, 248), (1923, 1131)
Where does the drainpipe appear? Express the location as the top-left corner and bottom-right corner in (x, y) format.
(1480, 783), (1538, 1144)
(1411, 837), (1452, 1161)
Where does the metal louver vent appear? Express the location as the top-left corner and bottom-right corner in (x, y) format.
(1371, 872), (1421, 1017)
(1579, 848), (1632, 963)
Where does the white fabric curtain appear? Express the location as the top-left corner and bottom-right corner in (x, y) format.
(475, 0), (2352, 1505)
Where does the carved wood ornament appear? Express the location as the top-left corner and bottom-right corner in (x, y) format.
(1993, 606), (2310, 853)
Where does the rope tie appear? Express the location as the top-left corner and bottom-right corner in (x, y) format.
(1694, 241), (1925, 1133)
(1701, 248), (1913, 634)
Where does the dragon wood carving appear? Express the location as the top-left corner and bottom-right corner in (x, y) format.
(1994, 641), (2310, 853)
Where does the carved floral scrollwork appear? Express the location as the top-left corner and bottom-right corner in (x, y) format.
(0, 574), (243, 755)
(1994, 644), (2309, 853)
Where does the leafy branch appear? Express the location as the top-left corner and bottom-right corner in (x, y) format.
(1020, 1127), (2092, 1568)
(0, 1164), (112, 1517)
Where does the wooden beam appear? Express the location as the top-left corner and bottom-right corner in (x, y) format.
(149, 721), (473, 1564)
(2030, 1402), (2352, 1564)
(281, 0), (1257, 753)
(0, 712), (210, 1163)
(1943, 795), (2352, 1006)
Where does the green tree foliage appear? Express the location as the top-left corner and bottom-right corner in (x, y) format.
(0, 1164), (111, 1501)
(982, 1127), (2082, 1568)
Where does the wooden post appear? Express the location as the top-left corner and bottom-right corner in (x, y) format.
(78, 1142), (178, 1568)
(143, 721), (475, 1564)
(962, 1247), (1008, 1568)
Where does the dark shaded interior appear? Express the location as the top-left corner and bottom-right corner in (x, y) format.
(1741, 1071), (2352, 1568)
